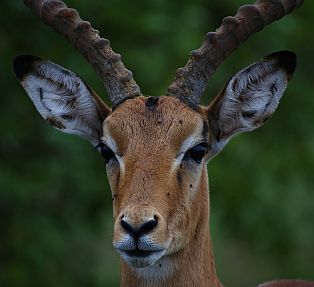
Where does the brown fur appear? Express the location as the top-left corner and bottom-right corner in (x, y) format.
(101, 96), (311, 287)
(103, 96), (221, 286)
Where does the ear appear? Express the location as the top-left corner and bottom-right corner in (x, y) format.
(207, 51), (296, 157)
(13, 55), (111, 146)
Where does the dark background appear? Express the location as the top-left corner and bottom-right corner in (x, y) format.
(1, 0), (314, 286)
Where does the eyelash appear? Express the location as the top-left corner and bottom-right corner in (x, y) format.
(183, 142), (209, 164)
(98, 142), (116, 163)
(97, 141), (208, 165)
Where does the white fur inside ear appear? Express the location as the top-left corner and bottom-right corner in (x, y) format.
(21, 60), (103, 146)
(219, 60), (288, 136)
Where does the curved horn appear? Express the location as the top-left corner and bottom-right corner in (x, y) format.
(167, 0), (304, 107)
(23, 0), (142, 107)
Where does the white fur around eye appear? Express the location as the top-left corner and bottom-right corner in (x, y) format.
(101, 130), (125, 175)
(172, 120), (204, 170)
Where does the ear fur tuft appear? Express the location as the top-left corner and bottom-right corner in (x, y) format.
(13, 55), (42, 80)
(265, 51), (297, 79)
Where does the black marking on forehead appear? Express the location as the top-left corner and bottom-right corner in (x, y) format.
(145, 96), (159, 111)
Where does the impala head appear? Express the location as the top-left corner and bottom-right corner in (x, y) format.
(15, 0), (301, 273)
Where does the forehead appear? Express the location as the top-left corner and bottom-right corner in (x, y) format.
(103, 96), (206, 152)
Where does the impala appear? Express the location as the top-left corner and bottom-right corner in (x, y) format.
(14, 0), (313, 286)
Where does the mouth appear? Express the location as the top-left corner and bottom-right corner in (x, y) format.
(117, 248), (166, 268)
(123, 249), (156, 257)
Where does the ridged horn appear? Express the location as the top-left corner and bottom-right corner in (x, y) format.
(24, 0), (142, 107)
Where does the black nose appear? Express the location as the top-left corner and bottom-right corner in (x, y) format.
(120, 216), (158, 237)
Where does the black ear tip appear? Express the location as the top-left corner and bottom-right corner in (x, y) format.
(266, 50), (297, 77)
(13, 55), (42, 80)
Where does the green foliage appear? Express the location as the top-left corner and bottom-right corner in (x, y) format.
(1, 0), (314, 286)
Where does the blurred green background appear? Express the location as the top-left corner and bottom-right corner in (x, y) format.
(1, 0), (314, 286)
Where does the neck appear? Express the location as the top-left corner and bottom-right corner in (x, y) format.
(120, 169), (222, 287)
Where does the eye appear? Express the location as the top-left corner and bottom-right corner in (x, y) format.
(184, 142), (208, 164)
(99, 143), (116, 163)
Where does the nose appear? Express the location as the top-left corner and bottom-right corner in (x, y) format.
(120, 215), (158, 238)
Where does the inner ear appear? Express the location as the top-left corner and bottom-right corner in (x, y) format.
(207, 51), (296, 157)
(14, 55), (111, 146)
(223, 62), (287, 129)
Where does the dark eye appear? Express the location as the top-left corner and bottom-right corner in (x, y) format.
(184, 143), (208, 164)
(99, 143), (116, 163)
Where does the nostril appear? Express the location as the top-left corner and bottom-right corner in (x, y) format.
(120, 218), (136, 235)
(120, 216), (158, 237)
(140, 217), (158, 234)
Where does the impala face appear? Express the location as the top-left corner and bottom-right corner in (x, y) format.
(101, 96), (209, 267)
(14, 50), (296, 271)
